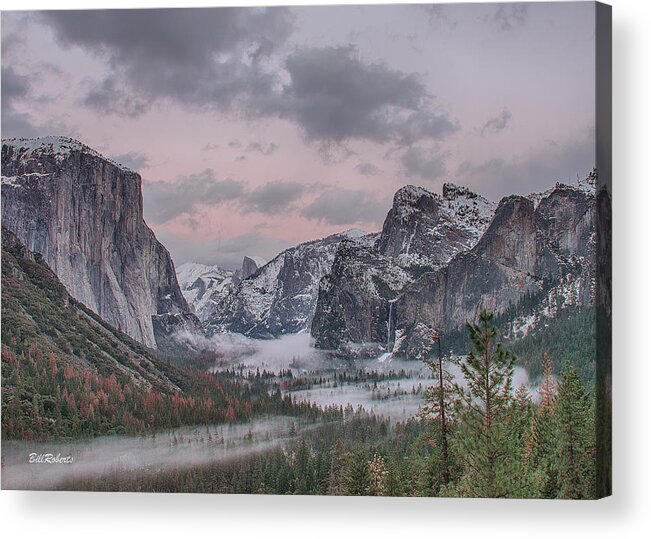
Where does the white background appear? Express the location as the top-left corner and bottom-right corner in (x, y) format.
(1, 0), (649, 537)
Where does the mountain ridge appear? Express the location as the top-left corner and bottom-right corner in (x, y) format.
(311, 175), (598, 358)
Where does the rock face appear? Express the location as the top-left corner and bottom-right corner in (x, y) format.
(176, 262), (235, 322)
(239, 255), (266, 282)
(206, 230), (375, 338)
(311, 240), (411, 352)
(311, 179), (596, 357)
(393, 185), (595, 353)
(376, 183), (495, 270)
(311, 183), (496, 351)
(1, 136), (201, 350)
(176, 255), (266, 323)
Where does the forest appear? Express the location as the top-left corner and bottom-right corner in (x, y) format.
(2, 228), (608, 498)
(7, 312), (606, 500)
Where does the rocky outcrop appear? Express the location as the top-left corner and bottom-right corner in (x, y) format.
(376, 183), (495, 270)
(1, 136), (201, 350)
(311, 183), (496, 351)
(311, 241), (411, 351)
(311, 179), (597, 357)
(239, 255), (265, 282)
(394, 185), (595, 354)
(206, 230), (375, 338)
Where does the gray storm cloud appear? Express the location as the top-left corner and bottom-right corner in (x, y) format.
(457, 128), (595, 197)
(143, 170), (245, 224)
(109, 151), (150, 172)
(257, 45), (457, 145)
(1, 65), (37, 136)
(400, 146), (448, 181)
(480, 108), (512, 137)
(144, 175), (316, 225)
(354, 162), (382, 177)
(39, 7), (295, 113)
(83, 75), (150, 117)
(240, 180), (308, 215)
(155, 228), (292, 269)
(246, 141), (279, 155)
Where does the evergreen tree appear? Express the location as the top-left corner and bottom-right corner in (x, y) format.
(554, 364), (596, 499)
(508, 385), (541, 497)
(453, 310), (524, 498)
(525, 353), (559, 498)
(294, 440), (315, 494)
(382, 456), (404, 497)
(367, 452), (388, 496)
(327, 440), (347, 495)
(419, 330), (458, 489)
(344, 450), (372, 496)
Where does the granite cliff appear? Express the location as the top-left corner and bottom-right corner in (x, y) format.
(1, 136), (201, 350)
(311, 177), (597, 358)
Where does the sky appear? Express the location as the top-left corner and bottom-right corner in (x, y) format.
(1, 2), (597, 269)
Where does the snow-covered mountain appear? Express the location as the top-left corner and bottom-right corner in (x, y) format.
(312, 176), (600, 358)
(203, 183), (498, 344)
(176, 262), (235, 321)
(176, 255), (267, 322)
(205, 229), (376, 338)
(311, 182), (496, 353)
(376, 183), (496, 270)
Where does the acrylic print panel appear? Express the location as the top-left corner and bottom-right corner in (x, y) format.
(0, 2), (611, 498)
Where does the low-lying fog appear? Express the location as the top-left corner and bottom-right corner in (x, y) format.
(3, 332), (535, 490)
(2, 416), (317, 490)
(194, 332), (534, 422)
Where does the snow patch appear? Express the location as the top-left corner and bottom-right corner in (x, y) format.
(3, 136), (136, 174)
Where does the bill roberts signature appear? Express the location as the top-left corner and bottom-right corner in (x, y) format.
(29, 453), (73, 464)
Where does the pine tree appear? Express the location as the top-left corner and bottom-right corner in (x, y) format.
(419, 330), (458, 489)
(327, 440), (347, 495)
(344, 450), (372, 496)
(554, 364), (596, 499)
(525, 353), (558, 497)
(294, 440), (315, 494)
(453, 310), (524, 498)
(539, 353), (556, 408)
(508, 385), (541, 497)
(382, 456), (403, 497)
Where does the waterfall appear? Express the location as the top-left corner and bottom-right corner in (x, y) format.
(386, 301), (394, 352)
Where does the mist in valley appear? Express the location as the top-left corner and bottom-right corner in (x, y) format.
(179, 330), (539, 415)
(1, 416), (319, 490)
(3, 330), (538, 491)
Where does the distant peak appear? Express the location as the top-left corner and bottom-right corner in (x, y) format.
(393, 185), (436, 206)
(395, 184), (433, 197)
(339, 228), (369, 239)
(243, 255), (267, 267)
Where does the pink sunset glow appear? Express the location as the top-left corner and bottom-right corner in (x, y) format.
(1, 3), (596, 268)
